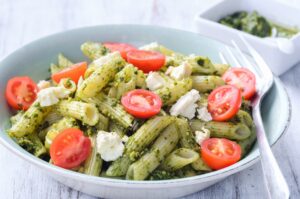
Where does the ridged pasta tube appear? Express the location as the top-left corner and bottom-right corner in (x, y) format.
(235, 110), (257, 156)
(43, 110), (63, 126)
(175, 118), (210, 171)
(50, 54), (74, 75)
(155, 78), (192, 105)
(57, 100), (100, 126)
(191, 157), (212, 171)
(106, 116), (174, 176)
(44, 117), (78, 149)
(81, 42), (109, 60)
(176, 118), (198, 151)
(126, 124), (179, 180)
(190, 119), (251, 140)
(160, 148), (199, 171)
(16, 133), (47, 157)
(108, 64), (138, 99)
(8, 102), (51, 137)
(187, 55), (216, 75)
(82, 94), (133, 128)
(192, 76), (225, 93)
(76, 52), (125, 98)
(10, 111), (24, 125)
(96, 112), (110, 131)
(83, 135), (103, 176)
(213, 63), (230, 76)
(58, 78), (77, 94)
(58, 53), (74, 68)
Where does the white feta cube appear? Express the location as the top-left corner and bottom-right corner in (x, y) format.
(195, 127), (210, 146)
(96, 131), (125, 162)
(197, 107), (212, 122)
(37, 80), (51, 90)
(169, 89), (201, 119)
(37, 87), (70, 107)
(146, 72), (165, 91)
(94, 52), (121, 67)
(166, 61), (192, 80)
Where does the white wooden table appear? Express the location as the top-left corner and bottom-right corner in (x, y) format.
(0, 0), (299, 198)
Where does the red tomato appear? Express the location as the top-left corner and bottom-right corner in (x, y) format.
(51, 62), (87, 84)
(121, 89), (162, 119)
(222, 68), (256, 100)
(126, 50), (165, 73)
(103, 42), (137, 60)
(50, 128), (91, 169)
(5, 76), (38, 110)
(208, 85), (242, 121)
(201, 138), (242, 170)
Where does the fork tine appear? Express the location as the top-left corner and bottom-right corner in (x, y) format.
(238, 35), (274, 80)
(231, 40), (257, 70)
(230, 40), (263, 79)
(218, 52), (227, 64)
(225, 46), (242, 67)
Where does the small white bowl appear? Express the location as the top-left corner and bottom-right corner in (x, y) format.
(194, 0), (300, 76)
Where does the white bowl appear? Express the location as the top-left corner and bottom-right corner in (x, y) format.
(194, 0), (300, 76)
(0, 25), (291, 199)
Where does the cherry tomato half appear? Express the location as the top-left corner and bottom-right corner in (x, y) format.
(126, 50), (165, 73)
(103, 42), (137, 60)
(50, 128), (91, 169)
(121, 89), (162, 119)
(52, 62), (87, 84)
(222, 68), (256, 100)
(201, 138), (242, 170)
(5, 76), (38, 110)
(208, 85), (242, 121)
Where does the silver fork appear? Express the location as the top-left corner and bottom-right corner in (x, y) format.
(219, 35), (290, 199)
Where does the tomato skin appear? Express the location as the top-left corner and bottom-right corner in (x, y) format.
(208, 85), (242, 121)
(5, 76), (38, 110)
(222, 68), (256, 100)
(126, 50), (165, 73)
(121, 89), (162, 119)
(103, 42), (137, 60)
(201, 138), (241, 170)
(50, 128), (91, 169)
(51, 62), (87, 84)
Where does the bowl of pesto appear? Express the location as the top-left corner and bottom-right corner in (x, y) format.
(0, 25), (291, 199)
(194, 0), (300, 76)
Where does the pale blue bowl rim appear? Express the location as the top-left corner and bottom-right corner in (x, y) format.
(0, 24), (292, 186)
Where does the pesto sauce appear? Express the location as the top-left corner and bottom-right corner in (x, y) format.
(219, 11), (299, 38)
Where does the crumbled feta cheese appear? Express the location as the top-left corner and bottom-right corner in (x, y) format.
(94, 52), (121, 67)
(195, 127), (210, 145)
(139, 42), (159, 51)
(166, 61), (192, 80)
(37, 87), (70, 107)
(146, 72), (165, 90)
(170, 89), (201, 119)
(197, 107), (212, 122)
(77, 76), (84, 87)
(37, 80), (51, 90)
(96, 131), (125, 161)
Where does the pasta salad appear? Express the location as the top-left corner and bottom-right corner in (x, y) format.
(6, 41), (257, 180)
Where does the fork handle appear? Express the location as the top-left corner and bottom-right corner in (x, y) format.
(253, 107), (290, 199)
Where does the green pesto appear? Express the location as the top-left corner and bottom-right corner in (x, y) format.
(155, 78), (192, 106)
(81, 41), (110, 60)
(219, 11), (298, 38)
(15, 133), (47, 157)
